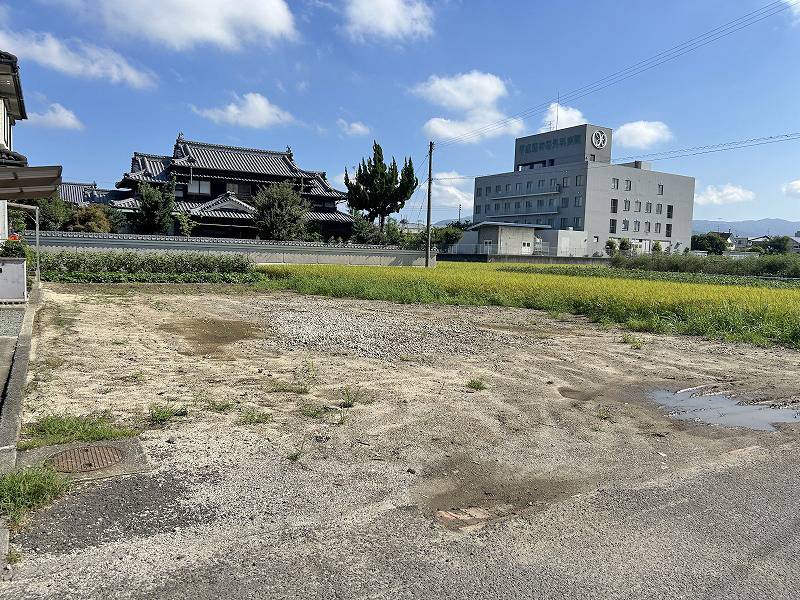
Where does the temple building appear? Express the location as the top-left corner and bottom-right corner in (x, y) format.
(62, 134), (354, 239)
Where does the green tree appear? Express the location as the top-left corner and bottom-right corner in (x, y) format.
(691, 233), (727, 255)
(618, 237), (632, 256)
(344, 141), (418, 230)
(253, 183), (310, 241)
(174, 212), (197, 237)
(605, 239), (618, 256)
(761, 236), (791, 255)
(652, 240), (663, 254)
(66, 205), (114, 233)
(36, 196), (74, 230)
(349, 212), (385, 244)
(133, 180), (175, 234)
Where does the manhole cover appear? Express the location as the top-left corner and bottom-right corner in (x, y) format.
(47, 445), (126, 473)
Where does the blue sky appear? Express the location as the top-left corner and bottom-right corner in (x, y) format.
(2, 0), (800, 224)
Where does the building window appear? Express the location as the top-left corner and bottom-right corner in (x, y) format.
(576, 174), (584, 186)
(645, 202), (652, 213)
(515, 201), (521, 209)
(475, 205), (481, 214)
(634, 200), (642, 212)
(667, 204), (674, 219)
(624, 179), (632, 191)
(547, 217), (554, 226)
(561, 197), (569, 208)
(645, 221), (651, 233)
(573, 216), (583, 229)
(485, 204), (490, 213)
(609, 219), (617, 234)
(538, 179), (545, 189)
(505, 184), (511, 192)
(526, 181), (532, 191)
(476, 188), (482, 197)
(633, 220), (641, 232)
(515, 183), (522, 192)
(495, 185), (501, 193)
(666, 223), (673, 238)
(550, 178), (558, 189)
(658, 184), (664, 195)
(525, 200), (532, 208)
(174, 187), (185, 198)
(486, 186), (491, 195)
(611, 198), (618, 213)
(548, 197), (555, 207)
(560, 217), (569, 229)
(624, 199), (631, 211)
(494, 203), (500, 212)
(188, 180), (211, 195)
(537, 198), (544, 208)
(590, 154), (596, 162)
(536, 218), (543, 225)
(612, 178), (619, 190)
(655, 222), (661, 233)
(656, 203), (663, 214)
(622, 219), (629, 231)
(504, 202), (510, 210)
(574, 196), (583, 207)
(562, 176), (569, 188)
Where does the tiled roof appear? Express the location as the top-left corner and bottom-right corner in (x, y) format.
(173, 138), (297, 177)
(307, 210), (354, 223)
(60, 182), (133, 205)
(121, 153), (172, 185)
(0, 148), (27, 168)
(59, 182), (92, 204)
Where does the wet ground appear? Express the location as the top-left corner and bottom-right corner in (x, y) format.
(3, 285), (800, 599)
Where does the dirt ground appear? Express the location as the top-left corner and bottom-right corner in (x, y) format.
(4, 283), (800, 599)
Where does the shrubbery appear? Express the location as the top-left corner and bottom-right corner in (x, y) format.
(44, 271), (260, 284)
(611, 252), (800, 277)
(40, 250), (252, 275)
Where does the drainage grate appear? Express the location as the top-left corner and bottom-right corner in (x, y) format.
(47, 445), (126, 473)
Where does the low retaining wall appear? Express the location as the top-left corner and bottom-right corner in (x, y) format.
(24, 231), (433, 267)
(440, 253), (610, 265)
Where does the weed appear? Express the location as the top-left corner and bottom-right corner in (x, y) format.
(597, 406), (612, 421)
(621, 333), (643, 350)
(398, 355), (413, 362)
(338, 387), (372, 408)
(466, 379), (487, 391)
(148, 403), (187, 426)
(236, 408), (272, 425)
(0, 465), (71, 526)
(111, 338), (128, 346)
(124, 371), (146, 384)
(204, 398), (234, 413)
(287, 439), (306, 462)
(296, 359), (318, 384)
(17, 414), (138, 450)
(299, 404), (329, 419)
(6, 549), (21, 564)
(266, 380), (310, 395)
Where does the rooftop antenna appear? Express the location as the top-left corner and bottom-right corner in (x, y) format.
(555, 93), (560, 130)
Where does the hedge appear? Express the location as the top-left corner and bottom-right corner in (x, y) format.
(39, 251), (252, 275)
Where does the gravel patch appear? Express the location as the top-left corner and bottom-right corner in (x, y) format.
(0, 308), (24, 337)
(256, 300), (497, 360)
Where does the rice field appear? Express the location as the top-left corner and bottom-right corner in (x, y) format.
(257, 262), (800, 347)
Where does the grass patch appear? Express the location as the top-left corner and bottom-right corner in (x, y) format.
(299, 404), (329, 419)
(337, 387), (372, 408)
(148, 403), (187, 426)
(236, 408), (272, 425)
(0, 465), (71, 526)
(466, 379), (487, 391)
(621, 333), (643, 350)
(266, 380), (310, 395)
(255, 262), (800, 347)
(597, 406), (612, 421)
(17, 414), (138, 450)
(204, 398), (234, 413)
(6, 549), (22, 564)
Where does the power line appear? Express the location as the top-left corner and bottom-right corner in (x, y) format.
(436, 0), (797, 147)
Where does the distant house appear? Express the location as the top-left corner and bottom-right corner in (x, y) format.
(708, 231), (736, 251)
(66, 134), (354, 239)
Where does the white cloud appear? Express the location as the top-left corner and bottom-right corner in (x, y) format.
(784, 0), (800, 21)
(26, 103), (84, 130)
(538, 102), (587, 133)
(782, 180), (800, 198)
(0, 29), (155, 89)
(46, 0), (296, 51)
(413, 71), (523, 143)
(432, 171), (472, 208)
(344, 0), (433, 42)
(615, 120), (673, 149)
(192, 93), (294, 129)
(337, 118), (370, 136)
(695, 184), (755, 206)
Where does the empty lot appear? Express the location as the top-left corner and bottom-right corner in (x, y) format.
(4, 283), (800, 599)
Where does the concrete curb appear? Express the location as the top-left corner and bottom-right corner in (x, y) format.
(0, 283), (41, 473)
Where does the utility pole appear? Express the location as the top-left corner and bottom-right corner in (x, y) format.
(425, 141), (434, 268)
(458, 203), (461, 223)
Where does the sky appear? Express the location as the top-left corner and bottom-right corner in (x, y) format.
(2, 0), (800, 225)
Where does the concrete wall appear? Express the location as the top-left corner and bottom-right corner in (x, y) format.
(439, 254), (610, 265)
(0, 258), (26, 302)
(24, 231), (433, 267)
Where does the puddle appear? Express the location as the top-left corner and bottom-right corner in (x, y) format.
(649, 389), (800, 431)
(161, 318), (261, 355)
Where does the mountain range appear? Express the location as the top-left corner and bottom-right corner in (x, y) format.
(693, 219), (800, 237)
